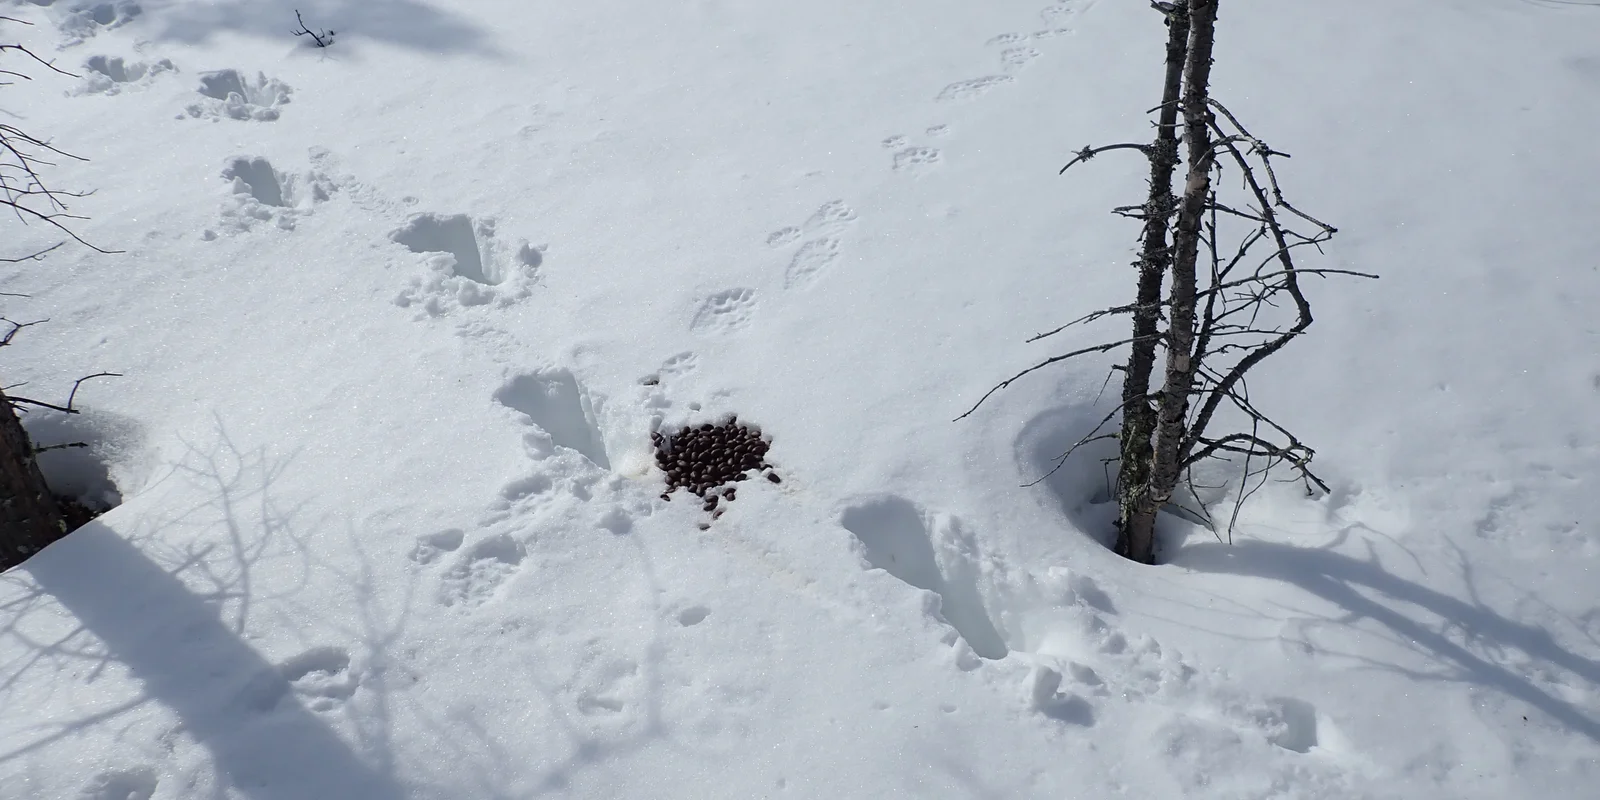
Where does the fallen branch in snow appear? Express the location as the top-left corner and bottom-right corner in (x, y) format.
(292, 10), (336, 48)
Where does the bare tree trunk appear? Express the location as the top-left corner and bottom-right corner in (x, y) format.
(1113, 3), (1192, 563)
(1118, 0), (1219, 564)
(0, 388), (65, 570)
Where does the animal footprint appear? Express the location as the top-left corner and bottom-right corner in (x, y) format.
(73, 55), (175, 96)
(1001, 47), (1042, 71)
(59, 1), (142, 46)
(926, 124), (951, 138)
(216, 156), (334, 234)
(690, 288), (757, 334)
(1032, 28), (1074, 40)
(78, 767), (157, 800)
(987, 33), (1028, 46)
(840, 496), (1008, 660)
(182, 69), (292, 122)
(409, 528), (465, 565)
(495, 369), (610, 468)
(892, 146), (942, 175)
(438, 533), (527, 608)
(881, 135), (908, 149)
(766, 227), (801, 247)
(784, 236), (841, 289)
(803, 199), (858, 230)
(935, 76), (1014, 102)
(280, 647), (359, 712)
(575, 658), (640, 716)
(391, 213), (542, 314)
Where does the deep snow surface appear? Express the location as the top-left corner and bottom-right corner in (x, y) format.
(2, 0), (1598, 798)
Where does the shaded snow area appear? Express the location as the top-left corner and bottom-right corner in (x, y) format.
(2, 0), (1598, 797)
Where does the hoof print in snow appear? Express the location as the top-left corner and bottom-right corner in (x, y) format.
(217, 156), (334, 234)
(495, 369), (610, 469)
(73, 55), (174, 96)
(438, 533), (527, 608)
(690, 288), (757, 334)
(654, 418), (776, 521)
(409, 528), (465, 565)
(840, 496), (1008, 660)
(182, 69), (292, 122)
(77, 766), (157, 800)
(391, 213), (542, 315)
(935, 75), (1013, 103)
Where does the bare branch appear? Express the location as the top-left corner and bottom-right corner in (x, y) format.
(954, 336), (1155, 421)
(1060, 143), (1154, 174)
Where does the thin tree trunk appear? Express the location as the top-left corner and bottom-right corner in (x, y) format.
(1122, 0), (1221, 564)
(0, 389), (65, 571)
(1114, 2), (1193, 563)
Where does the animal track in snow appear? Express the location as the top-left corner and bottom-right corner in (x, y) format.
(881, 135), (908, 149)
(438, 533), (527, 608)
(765, 227), (802, 247)
(77, 767), (157, 800)
(677, 606), (710, 626)
(691, 288), (758, 334)
(409, 528), (465, 565)
(495, 369), (610, 468)
(1032, 28), (1074, 40)
(279, 646), (360, 712)
(391, 213), (543, 315)
(1000, 47), (1042, 71)
(987, 32), (1027, 46)
(803, 199), (858, 230)
(72, 55), (174, 96)
(936, 76), (1013, 102)
(215, 155), (334, 234)
(840, 496), (1008, 660)
(182, 69), (292, 122)
(892, 146), (942, 175)
(926, 124), (951, 137)
(59, 1), (142, 46)
(766, 200), (858, 290)
(784, 237), (841, 289)
(1041, 0), (1097, 27)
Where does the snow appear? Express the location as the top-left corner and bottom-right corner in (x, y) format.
(2, 0), (1597, 797)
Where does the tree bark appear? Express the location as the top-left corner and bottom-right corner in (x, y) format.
(0, 389), (65, 571)
(1118, 0), (1220, 564)
(1114, 2), (1193, 564)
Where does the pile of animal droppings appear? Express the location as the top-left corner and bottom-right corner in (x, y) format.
(652, 417), (781, 515)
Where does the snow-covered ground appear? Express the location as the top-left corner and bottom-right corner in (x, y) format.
(2, 0), (1598, 797)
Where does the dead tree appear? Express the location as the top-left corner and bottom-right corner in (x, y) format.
(2, 22), (118, 570)
(959, 0), (1375, 564)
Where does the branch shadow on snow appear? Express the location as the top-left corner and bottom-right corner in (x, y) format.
(0, 419), (408, 799)
(137, 0), (502, 57)
(1172, 532), (1600, 743)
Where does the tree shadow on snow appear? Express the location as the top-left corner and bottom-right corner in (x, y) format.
(0, 418), (409, 798)
(136, 0), (503, 58)
(1172, 531), (1600, 743)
